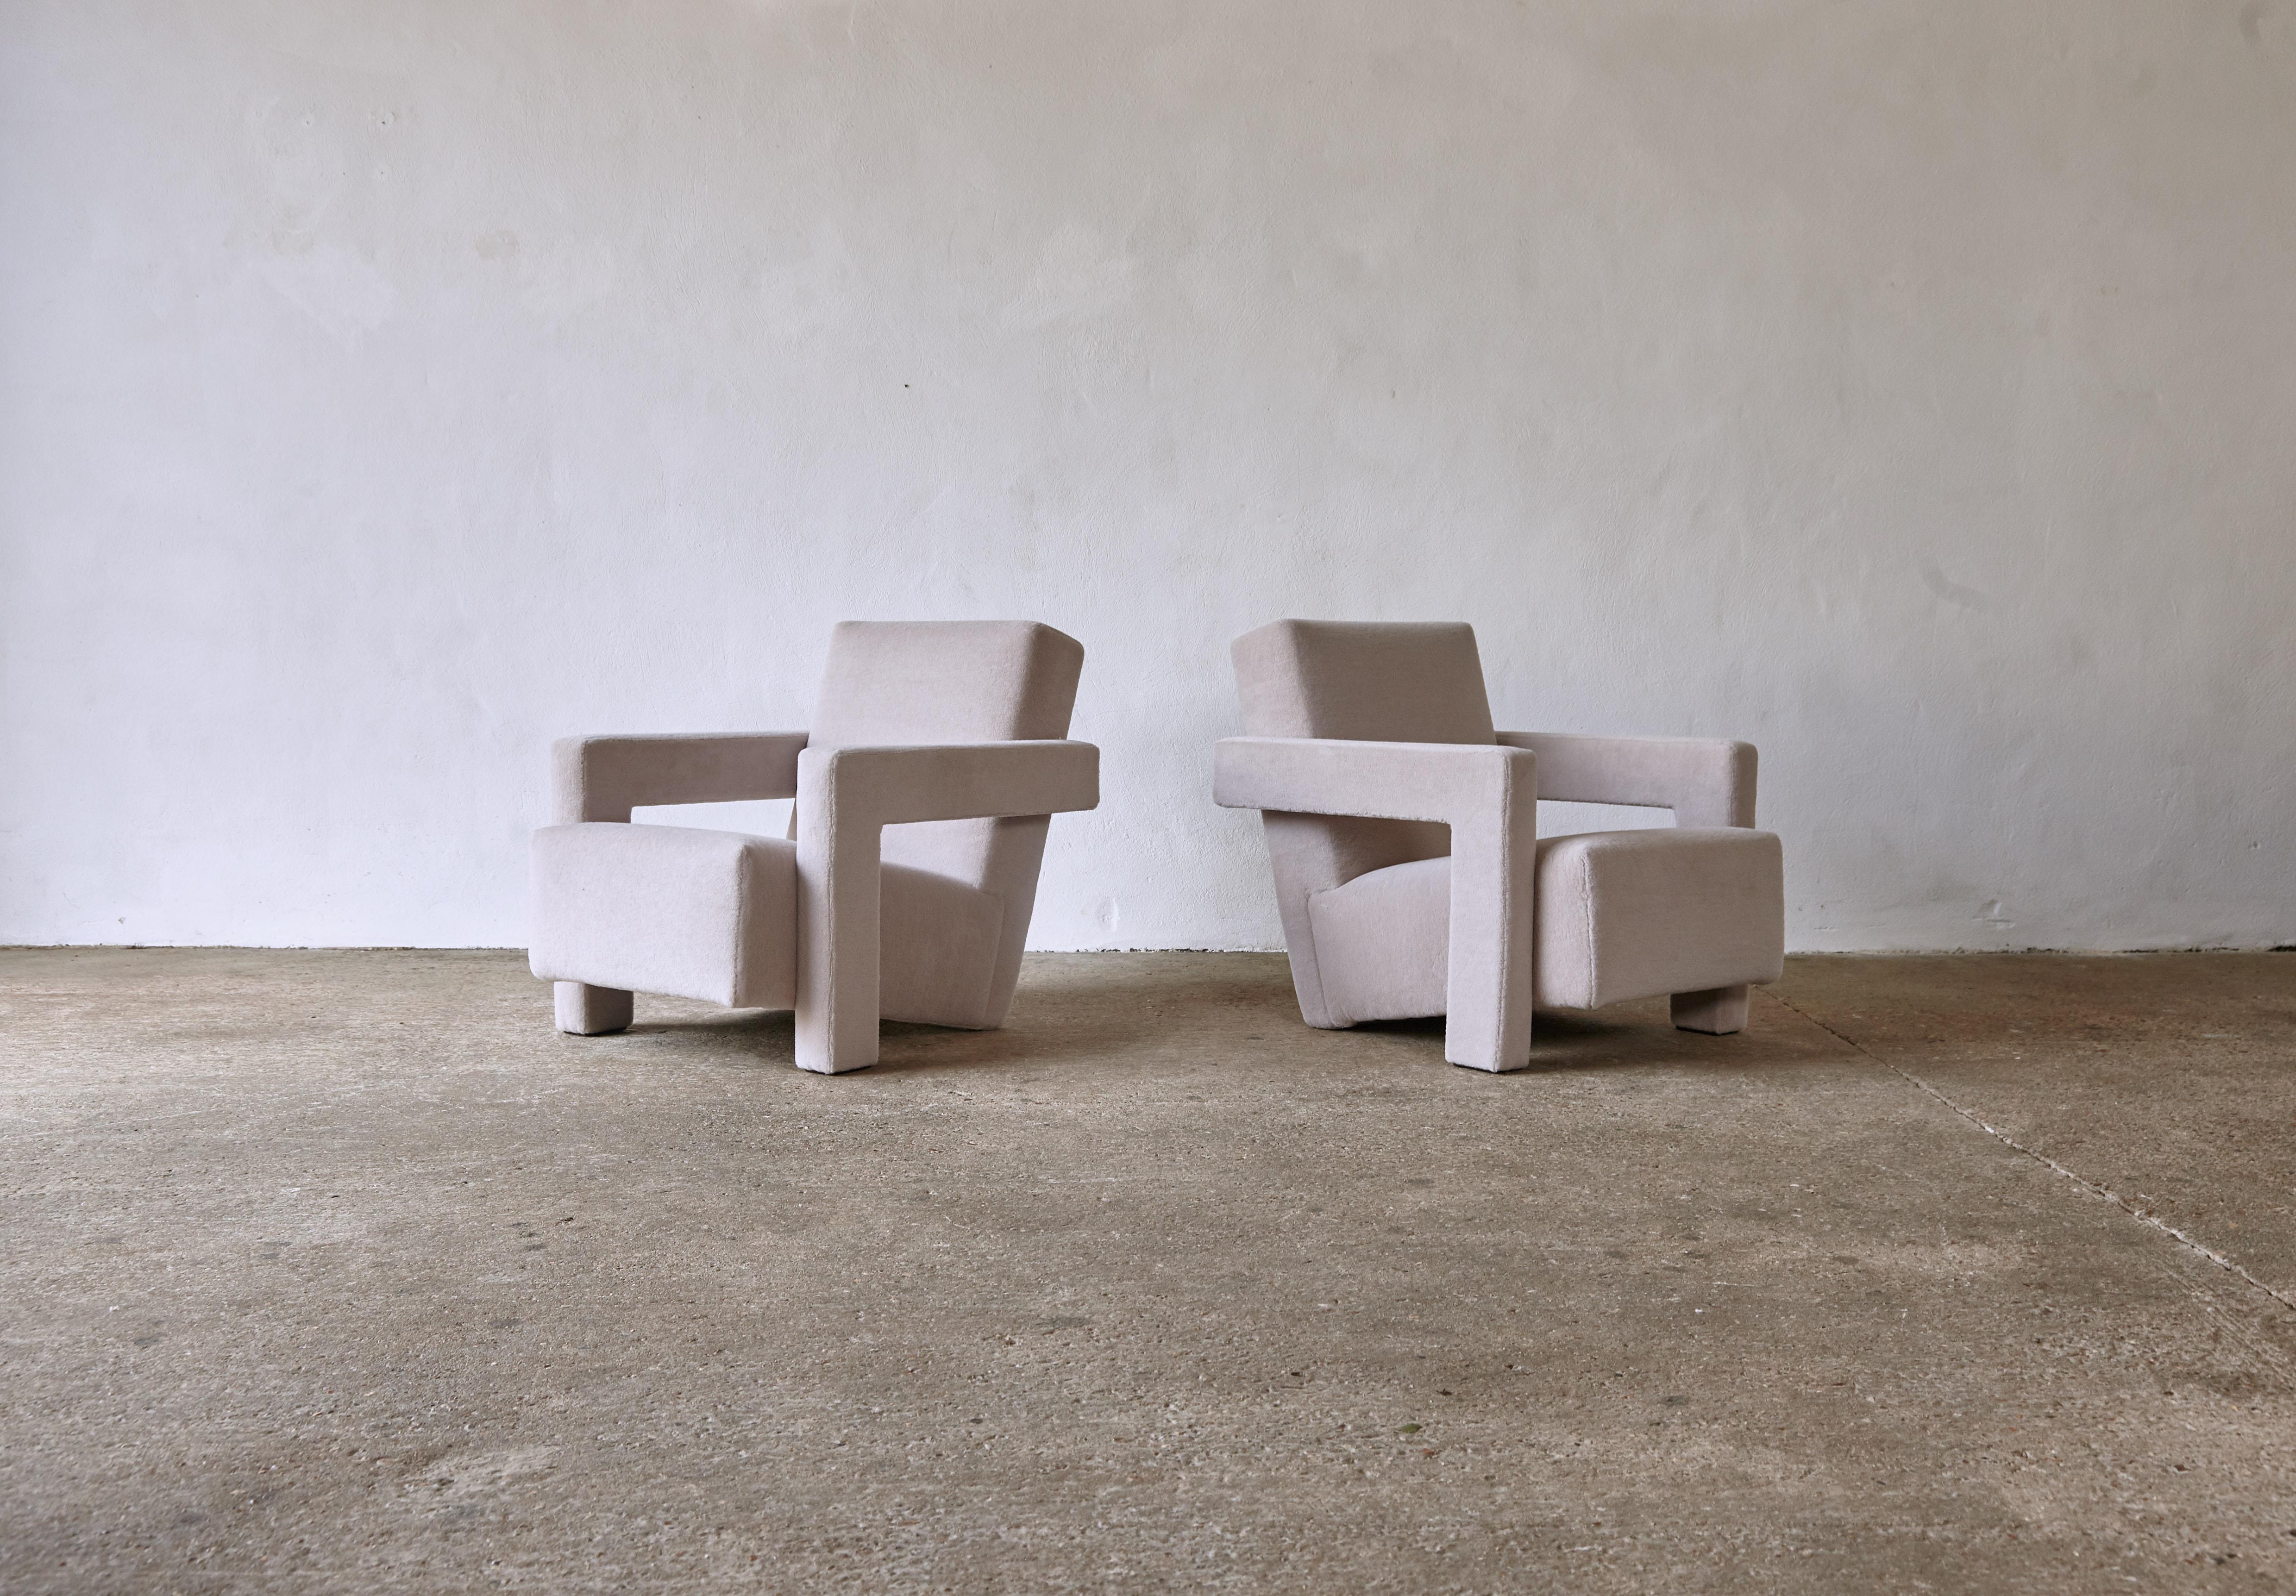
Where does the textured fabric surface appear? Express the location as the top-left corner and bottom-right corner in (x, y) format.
(1534, 827), (1786, 1008)
(530, 820), (1011, 1026)
(1230, 620), (1496, 745)
(1230, 620), (1492, 949)
(530, 823), (797, 1009)
(795, 738), (1098, 1070)
(530, 621), (1096, 1073)
(1307, 829), (1786, 1022)
(809, 620), (1088, 1047)
(1495, 732), (1757, 830)
(1213, 735), (1537, 1070)
(1218, 618), (1785, 1070)
(875, 863), (1008, 1028)
(1671, 984), (1755, 1034)
(549, 732), (809, 826)
(810, 620), (1083, 887)
(553, 979), (633, 1036)
(1304, 854), (1452, 1025)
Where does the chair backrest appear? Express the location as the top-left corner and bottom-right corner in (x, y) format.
(1231, 620), (1495, 745)
(1229, 620), (1493, 918)
(809, 620), (1084, 889)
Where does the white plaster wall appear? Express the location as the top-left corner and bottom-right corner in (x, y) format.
(3, 0), (2291, 952)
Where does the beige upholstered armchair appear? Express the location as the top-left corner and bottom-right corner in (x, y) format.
(1214, 620), (1784, 1073)
(530, 621), (1098, 1074)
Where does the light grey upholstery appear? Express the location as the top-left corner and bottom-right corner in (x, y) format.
(1215, 620), (1785, 1072)
(530, 621), (1098, 1074)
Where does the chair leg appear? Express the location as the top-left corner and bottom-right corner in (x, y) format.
(556, 982), (633, 1036)
(1672, 985), (1750, 1035)
(795, 783), (882, 1074)
(1442, 757), (1539, 1072)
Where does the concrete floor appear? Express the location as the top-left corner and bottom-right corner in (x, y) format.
(2, 950), (2291, 1594)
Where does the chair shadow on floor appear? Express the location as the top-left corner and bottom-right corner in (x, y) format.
(592, 1002), (1150, 1078)
(567, 965), (1838, 1080)
(1349, 995), (1842, 1077)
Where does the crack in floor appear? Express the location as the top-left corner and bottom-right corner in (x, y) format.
(1763, 988), (2296, 1321)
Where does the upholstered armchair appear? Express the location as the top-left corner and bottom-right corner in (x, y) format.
(530, 621), (1098, 1074)
(1213, 620), (1784, 1073)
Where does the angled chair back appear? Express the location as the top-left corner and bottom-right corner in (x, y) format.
(1230, 620), (1494, 905)
(809, 620), (1084, 890)
(1231, 620), (1496, 745)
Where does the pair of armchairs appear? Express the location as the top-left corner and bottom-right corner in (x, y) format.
(529, 620), (1784, 1075)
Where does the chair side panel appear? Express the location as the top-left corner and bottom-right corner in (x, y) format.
(530, 825), (797, 1009)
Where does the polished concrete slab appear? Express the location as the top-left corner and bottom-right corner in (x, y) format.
(1, 948), (2290, 1593)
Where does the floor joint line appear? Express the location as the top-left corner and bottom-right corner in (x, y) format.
(1764, 989), (2296, 1318)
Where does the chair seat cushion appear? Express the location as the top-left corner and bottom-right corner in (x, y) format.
(531, 824), (799, 1009)
(531, 823), (1005, 1021)
(1306, 827), (1785, 1023)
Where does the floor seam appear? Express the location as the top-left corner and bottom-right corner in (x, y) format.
(1762, 988), (2296, 1319)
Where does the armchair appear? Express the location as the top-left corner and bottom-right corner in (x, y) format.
(529, 621), (1098, 1074)
(1214, 620), (1783, 1072)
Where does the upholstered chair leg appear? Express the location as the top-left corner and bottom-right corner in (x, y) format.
(795, 768), (882, 1075)
(1441, 757), (1540, 1072)
(1672, 985), (1750, 1035)
(556, 982), (634, 1036)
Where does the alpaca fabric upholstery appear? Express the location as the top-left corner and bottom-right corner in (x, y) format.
(1305, 829), (1786, 1020)
(1211, 734), (1538, 1071)
(530, 823), (799, 1010)
(1216, 619), (1787, 1072)
(549, 732), (812, 826)
(528, 826), (1007, 1022)
(528, 621), (1097, 1074)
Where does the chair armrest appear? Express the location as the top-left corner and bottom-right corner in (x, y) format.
(1493, 731), (1755, 828)
(1212, 736), (1535, 823)
(551, 732), (811, 824)
(1214, 735), (1539, 1072)
(796, 740), (1099, 829)
(792, 740), (1098, 1074)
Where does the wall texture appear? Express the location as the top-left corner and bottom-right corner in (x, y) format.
(3, 0), (2290, 952)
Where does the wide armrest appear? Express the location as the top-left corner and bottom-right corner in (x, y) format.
(791, 739), (1097, 1075)
(552, 732), (811, 824)
(797, 740), (1099, 828)
(1213, 736), (1535, 824)
(1214, 735), (1537, 1072)
(1495, 731), (1755, 828)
